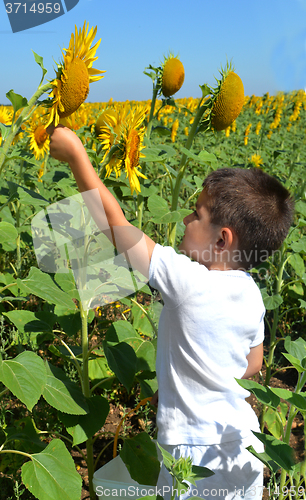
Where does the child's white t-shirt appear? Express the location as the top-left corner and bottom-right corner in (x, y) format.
(149, 244), (265, 446)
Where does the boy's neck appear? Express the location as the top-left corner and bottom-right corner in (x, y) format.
(207, 261), (245, 272)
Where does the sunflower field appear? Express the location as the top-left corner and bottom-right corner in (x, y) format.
(0, 22), (306, 500)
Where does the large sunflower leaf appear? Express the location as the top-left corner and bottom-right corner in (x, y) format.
(17, 267), (75, 308)
(59, 395), (109, 446)
(0, 351), (46, 410)
(21, 439), (82, 500)
(42, 362), (88, 415)
(103, 341), (137, 392)
(120, 433), (160, 486)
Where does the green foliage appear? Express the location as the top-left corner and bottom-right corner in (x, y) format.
(0, 81), (305, 500)
(21, 439), (82, 500)
(120, 433), (160, 486)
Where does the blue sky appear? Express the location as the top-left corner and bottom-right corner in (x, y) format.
(1, 0), (306, 105)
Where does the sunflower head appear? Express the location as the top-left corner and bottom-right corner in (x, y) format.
(210, 64), (244, 131)
(45, 22), (105, 127)
(161, 54), (185, 98)
(102, 106), (148, 194)
(27, 115), (50, 160)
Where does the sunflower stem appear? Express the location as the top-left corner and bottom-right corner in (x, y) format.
(167, 102), (208, 247)
(146, 86), (159, 140)
(0, 82), (52, 175)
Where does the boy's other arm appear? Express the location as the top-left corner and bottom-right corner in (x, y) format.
(241, 343), (263, 379)
(47, 125), (156, 277)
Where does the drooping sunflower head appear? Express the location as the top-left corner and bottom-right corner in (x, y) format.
(210, 62), (244, 131)
(45, 22), (105, 127)
(159, 54), (185, 98)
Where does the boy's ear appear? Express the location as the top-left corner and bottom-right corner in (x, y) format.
(215, 227), (235, 252)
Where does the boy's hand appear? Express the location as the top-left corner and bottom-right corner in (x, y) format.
(47, 125), (84, 164)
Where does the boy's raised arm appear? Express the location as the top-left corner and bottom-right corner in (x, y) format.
(47, 125), (155, 278)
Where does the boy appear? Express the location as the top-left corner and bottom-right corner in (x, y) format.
(47, 125), (294, 499)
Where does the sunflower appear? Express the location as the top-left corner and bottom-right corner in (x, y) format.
(45, 22), (105, 127)
(28, 120), (50, 160)
(102, 107), (148, 194)
(249, 154), (263, 168)
(171, 118), (179, 142)
(209, 63), (244, 131)
(0, 106), (13, 146)
(161, 54), (185, 97)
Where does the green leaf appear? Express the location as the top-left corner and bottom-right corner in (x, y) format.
(270, 387), (306, 411)
(54, 271), (80, 301)
(4, 310), (55, 347)
(4, 310), (55, 335)
(105, 320), (139, 343)
(17, 184), (49, 208)
(6, 89), (28, 113)
(143, 148), (168, 162)
(147, 195), (168, 218)
(6, 416), (45, 452)
(264, 403), (287, 439)
(288, 253), (305, 278)
(0, 122), (11, 141)
(22, 439), (82, 500)
(295, 200), (306, 217)
(42, 362), (88, 415)
(0, 351), (46, 411)
(17, 267), (75, 308)
(103, 341), (137, 392)
(282, 353), (306, 373)
(246, 445), (280, 474)
(290, 236), (306, 253)
(190, 464), (215, 481)
(152, 126), (171, 137)
(157, 443), (175, 469)
(236, 379), (280, 408)
(252, 432), (295, 472)
(88, 356), (111, 381)
(262, 293), (283, 310)
(0, 221), (18, 244)
(180, 147), (217, 167)
(32, 51), (47, 84)
(284, 336), (306, 362)
(120, 433), (160, 486)
(59, 395), (109, 446)
(136, 342), (156, 372)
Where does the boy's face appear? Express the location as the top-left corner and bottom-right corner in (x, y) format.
(179, 189), (222, 268)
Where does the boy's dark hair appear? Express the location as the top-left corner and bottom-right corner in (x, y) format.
(202, 167), (294, 269)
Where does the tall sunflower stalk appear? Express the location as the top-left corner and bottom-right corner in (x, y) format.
(144, 53), (185, 140)
(167, 62), (245, 247)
